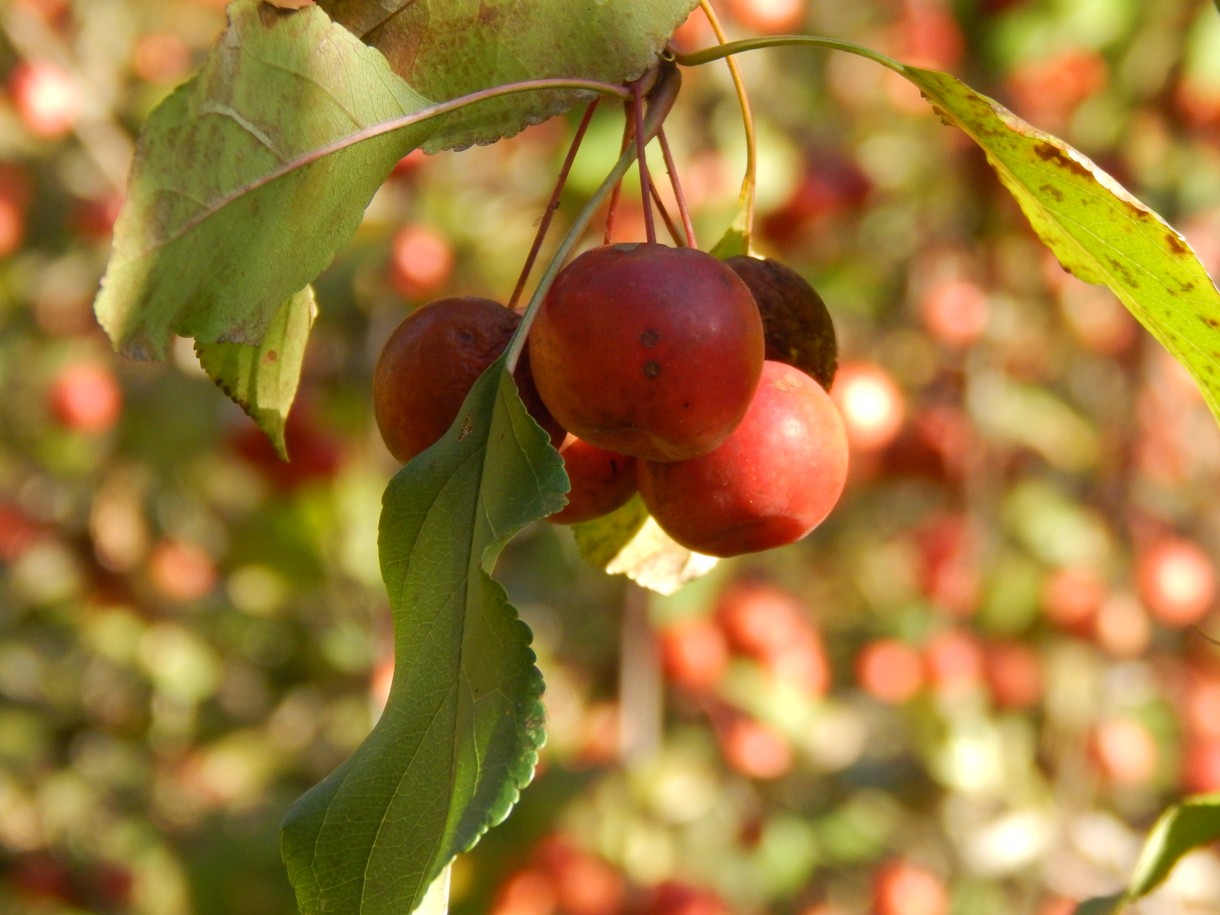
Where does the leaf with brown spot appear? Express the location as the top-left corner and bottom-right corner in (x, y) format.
(904, 65), (1220, 427)
(196, 286), (316, 459)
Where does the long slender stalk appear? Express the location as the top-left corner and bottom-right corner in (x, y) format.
(632, 79), (657, 245)
(698, 0), (755, 247)
(657, 127), (696, 248)
(508, 99), (600, 310)
(673, 35), (906, 73)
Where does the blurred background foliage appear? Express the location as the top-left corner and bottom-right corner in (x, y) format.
(2, 0), (1220, 913)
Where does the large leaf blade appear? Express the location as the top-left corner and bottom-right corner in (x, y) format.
(903, 65), (1220, 426)
(280, 357), (566, 915)
(94, 2), (432, 360)
(321, 0), (699, 151)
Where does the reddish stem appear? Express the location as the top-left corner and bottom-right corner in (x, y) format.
(509, 99), (599, 310)
(631, 80), (657, 245)
(647, 181), (685, 246)
(603, 113), (634, 245)
(657, 127), (697, 249)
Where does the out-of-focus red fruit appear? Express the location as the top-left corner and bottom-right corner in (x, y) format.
(724, 0), (807, 34)
(657, 616), (730, 694)
(10, 852), (76, 903)
(1183, 665), (1220, 740)
(532, 836), (625, 915)
(388, 223), (455, 300)
(132, 32), (192, 84)
(871, 860), (949, 915)
(11, 60), (81, 138)
(48, 361), (122, 433)
(230, 402), (344, 490)
(490, 867), (558, 915)
(0, 503), (49, 562)
(641, 880), (731, 915)
(547, 435), (637, 525)
(714, 580), (808, 660)
(711, 579), (830, 695)
(718, 714), (794, 779)
(919, 277), (989, 348)
(983, 640), (1043, 710)
(1182, 738), (1220, 794)
(923, 628), (984, 699)
(760, 153), (871, 246)
(1136, 537), (1216, 627)
(856, 638), (925, 704)
(1041, 565), (1107, 635)
(0, 163), (31, 257)
(830, 362), (905, 452)
(390, 148), (428, 179)
(1035, 898), (1077, 915)
(147, 539), (217, 602)
(915, 513), (980, 617)
(638, 361), (848, 557)
(888, 1), (964, 70)
(1090, 718), (1159, 787)
(1005, 50), (1107, 130)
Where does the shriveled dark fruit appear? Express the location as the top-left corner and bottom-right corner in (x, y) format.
(547, 434), (638, 525)
(372, 295), (564, 463)
(723, 255), (837, 390)
(529, 243), (765, 463)
(637, 360), (849, 557)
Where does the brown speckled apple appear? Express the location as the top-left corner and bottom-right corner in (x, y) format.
(528, 243), (764, 462)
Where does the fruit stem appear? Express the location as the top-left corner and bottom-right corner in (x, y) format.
(698, 0), (754, 249)
(646, 179), (685, 246)
(673, 35), (906, 74)
(508, 99), (599, 310)
(505, 62), (681, 372)
(657, 127), (697, 248)
(631, 78), (658, 245)
(603, 118), (634, 245)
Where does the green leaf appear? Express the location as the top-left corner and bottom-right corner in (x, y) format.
(280, 355), (566, 915)
(709, 217), (750, 260)
(195, 285), (317, 459)
(1126, 793), (1220, 899)
(320, 0), (699, 152)
(94, 2), (431, 361)
(573, 495), (718, 596)
(1073, 894), (1126, 915)
(902, 65), (1220, 428)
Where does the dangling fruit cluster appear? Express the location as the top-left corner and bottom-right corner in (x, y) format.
(529, 244), (849, 557)
(370, 242), (848, 558)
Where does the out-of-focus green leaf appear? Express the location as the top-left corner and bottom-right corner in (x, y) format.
(320, 0), (699, 152)
(903, 65), (1220, 428)
(280, 355), (566, 915)
(195, 286), (316, 459)
(1073, 894), (1126, 915)
(573, 495), (718, 596)
(1127, 793), (1220, 899)
(95, 2), (433, 361)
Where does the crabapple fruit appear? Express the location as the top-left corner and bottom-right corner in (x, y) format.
(723, 254), (837, 389)
(528, 243), (764, 462)
(372, 296), (563, 463)
(547, 435), (637, 525)
(638, 360), (848, 557)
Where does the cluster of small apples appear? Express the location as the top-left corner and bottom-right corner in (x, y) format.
(372, 241), (849, 558)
